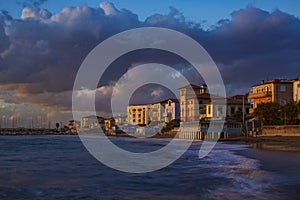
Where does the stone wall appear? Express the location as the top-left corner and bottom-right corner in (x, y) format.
(262, 125), (300, 136)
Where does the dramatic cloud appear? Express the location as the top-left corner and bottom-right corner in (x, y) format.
(0, 2), (300, 122)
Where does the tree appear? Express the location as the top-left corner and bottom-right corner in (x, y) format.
(163, 119), (180, 132)
(281, 101), (300, 125)
(55, 122), (60, 130)
(227, 110), (243, 122)
(254, 102), (281, 125)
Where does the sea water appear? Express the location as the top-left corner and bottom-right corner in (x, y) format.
(0, 135), (299, 200)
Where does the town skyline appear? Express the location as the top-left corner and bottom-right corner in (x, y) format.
(0, 1), (300, 127)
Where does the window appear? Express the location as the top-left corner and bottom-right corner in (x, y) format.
(280, 85), (286, 92)
(280, 99), (287, 105)
(231, 107), (235, 114)
(217, 107), (223, 117)
(208, 106), (211, 114)
(265, 86), (269, 92)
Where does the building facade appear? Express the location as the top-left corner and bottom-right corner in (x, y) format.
(180, 84), (209, 122)
(127, 105), (150, 125)
(127, 99), (180, 125)
(205, 97), (250, 119)
(80, 115), (99, 129)
(248, 79), (293, 113)
(292, 75), (300, 102)
(164, 99), (180, 123)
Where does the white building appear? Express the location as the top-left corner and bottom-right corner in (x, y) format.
(149, 99), (180, 123)
(80, 115), (99, 129)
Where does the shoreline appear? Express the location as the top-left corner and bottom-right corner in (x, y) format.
(1, 131), (300, 152)
(221, 136), (300, 152)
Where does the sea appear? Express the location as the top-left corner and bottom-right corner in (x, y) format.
(0, 135), (299, 200)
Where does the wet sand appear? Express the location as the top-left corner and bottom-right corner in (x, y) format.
(232, 145), (300, 199)
(223, 136), (300, 152)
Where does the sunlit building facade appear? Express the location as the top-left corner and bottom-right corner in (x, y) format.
(248, 79), (293, 113)
(292, 75), (300, 102)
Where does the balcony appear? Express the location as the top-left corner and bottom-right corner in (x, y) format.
(248, 91), (272, 99)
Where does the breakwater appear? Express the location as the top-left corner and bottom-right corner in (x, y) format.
(0, 128), (76, 135)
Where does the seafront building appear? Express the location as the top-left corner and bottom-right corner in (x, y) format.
(248, 79), (293, 113)
(149, 99), (179, 123)
(291, 75), (300, 102)
(163, 99), (180, 123)
(80, 115), (99, 129)
(127, 104), (150, 125)
(80, 115), (115, 132)
(205, 96), (250, 119)
(127, 99), (180, 126)
(179, 84), (211, 121)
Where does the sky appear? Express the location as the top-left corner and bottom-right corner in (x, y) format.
(0, 0), (300, 127)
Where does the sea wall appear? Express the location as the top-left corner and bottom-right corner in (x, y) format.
(262, 125), (300, 136)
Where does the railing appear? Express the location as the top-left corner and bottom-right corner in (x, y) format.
(248, 91), (272, 99)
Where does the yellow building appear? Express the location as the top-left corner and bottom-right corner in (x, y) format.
(248, 79), (293, 113)
(292, 75), (300, 102)
(127, 105), (150, 125)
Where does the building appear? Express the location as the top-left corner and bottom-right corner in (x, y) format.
(114, 114), (127, 125)
(149, 101), (165, 123)
(127, 99), (180, 126)
(292, 75), (300, 102)
(205, 96), (250, 119)
(68, 120), (77, 134)
(149, 99), (179, 123)
(163, 99), (180, 123)
(180, 84), (225, 121)
(127, 104), (150, 125)
(80, 115), (99, 129)
(98, 117), (115, 132)
(248, 79), (293, 113)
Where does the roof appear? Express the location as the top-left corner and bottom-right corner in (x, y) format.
(252, 79), (292, 87)
(178, 84), (201, 89)
(289, 75), (300, 81)
(152, 98), (179, 104)
(230, 94), (248, 101)
(197, 93), (224, 99)
(128, 103), (149, 107)
(208, 98), (249, 105)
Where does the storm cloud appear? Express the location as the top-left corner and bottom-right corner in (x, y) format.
(0, 2), (299, 112)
